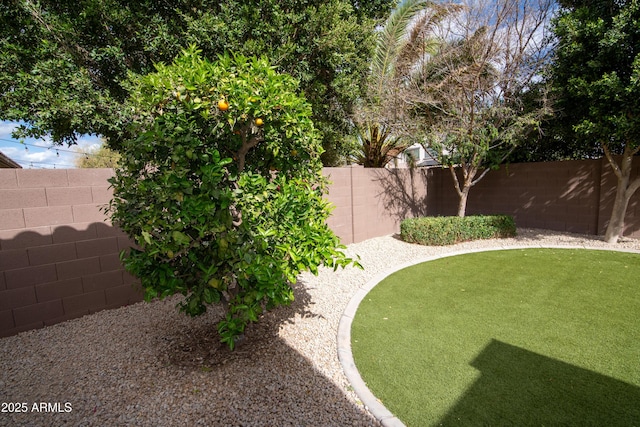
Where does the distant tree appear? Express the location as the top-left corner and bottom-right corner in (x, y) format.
(353, 0), (458, 167)
(550, 0), (640, 243)
(74, 142), (120, 168)
(0, 0), (394, 165)
(405, 0), (554, 216)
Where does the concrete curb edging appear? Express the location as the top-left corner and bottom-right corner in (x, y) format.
(337, 243), (640, 426)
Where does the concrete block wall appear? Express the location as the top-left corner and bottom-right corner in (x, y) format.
(0, 169), (142, 338)
(2, 160), (640, 337)
(323, 168), (354, 244)
(428, 158), (640, 238)
(324, 167), (429, 244)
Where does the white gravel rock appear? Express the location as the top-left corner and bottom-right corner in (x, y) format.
(1, 228), (638, 426)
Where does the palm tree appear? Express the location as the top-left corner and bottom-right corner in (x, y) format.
(354, 0), (459, 167)
(351, 121), (408, 167)
(370, 0), (458, 103)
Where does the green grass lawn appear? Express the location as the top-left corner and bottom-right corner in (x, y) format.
(351, 248), (640, 426)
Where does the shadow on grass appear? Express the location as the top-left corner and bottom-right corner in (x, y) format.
(439, 339), (640, 426)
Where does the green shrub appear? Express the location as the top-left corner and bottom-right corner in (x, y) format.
(400, 215), (516, 246)
(108, 47), (358, 349)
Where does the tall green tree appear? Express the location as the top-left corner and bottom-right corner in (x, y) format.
(550, 0), (640, 243)
(0, 0), (393, 165)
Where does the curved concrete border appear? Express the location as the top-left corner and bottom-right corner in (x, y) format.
(337, 244), (640, 426)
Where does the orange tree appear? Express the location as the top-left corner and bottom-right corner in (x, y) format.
(108, 47), (357, 348)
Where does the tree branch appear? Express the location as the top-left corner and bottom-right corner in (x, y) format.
(449, 165), (464, 197)
(602, 143), (622, 180)
(627, 175), (640, 199)
(235, 122), (263, 173)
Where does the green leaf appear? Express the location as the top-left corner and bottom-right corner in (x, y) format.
(172, 230), (191, 245)
(141, 231), (152, 245)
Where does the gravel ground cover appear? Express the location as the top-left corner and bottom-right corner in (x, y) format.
(1, 228), (639, 426)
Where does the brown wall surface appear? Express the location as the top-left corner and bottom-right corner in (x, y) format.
(427, 157), (640, 238)
(1, 159), (639, 337)
(0, 169), (142, 338)
(323, 167), (429, 244)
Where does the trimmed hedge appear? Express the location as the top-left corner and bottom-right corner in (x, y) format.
(400, 215), (517, 246)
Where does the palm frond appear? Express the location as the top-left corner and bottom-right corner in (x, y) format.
(396, 3), (462, 79)
(353, 121), (412, 168)
(371, 0), (432, 99)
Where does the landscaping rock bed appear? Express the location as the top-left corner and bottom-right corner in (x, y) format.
(1, 228), (638, 426)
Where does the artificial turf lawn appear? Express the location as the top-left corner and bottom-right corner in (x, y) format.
(351, 248), (640, 426)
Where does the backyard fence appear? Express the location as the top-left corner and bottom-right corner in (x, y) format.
(0, 169), (140, 338)
(1, 157), (639, 337)
(428, 158), (640, 237)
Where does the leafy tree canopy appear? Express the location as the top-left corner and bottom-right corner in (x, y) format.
(0, 0), (394, 165)
(508, 83), (604, 163)
(549, 0), (640, 242)
(551, 0), (640, 154)
(109, 47), (358, 348)
(74, 141), (121, 168)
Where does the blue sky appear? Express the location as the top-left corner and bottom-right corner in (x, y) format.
(0, 121), (102, 169)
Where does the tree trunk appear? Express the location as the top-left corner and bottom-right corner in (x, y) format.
(449, 163), (477, 218)
(457, 186), (469, 217)
(603, 144), (640, 243)
(604, 177), (631, 243)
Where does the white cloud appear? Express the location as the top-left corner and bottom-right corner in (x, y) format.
(0, 121), (104, 169)
(76, 136), (102, 153)
(0, 121), (19, 139)
(1, 145), (75, 169)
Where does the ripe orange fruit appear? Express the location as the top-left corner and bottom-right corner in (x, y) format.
(218, 99), (229, 111)
(255, 118), (264, 126)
